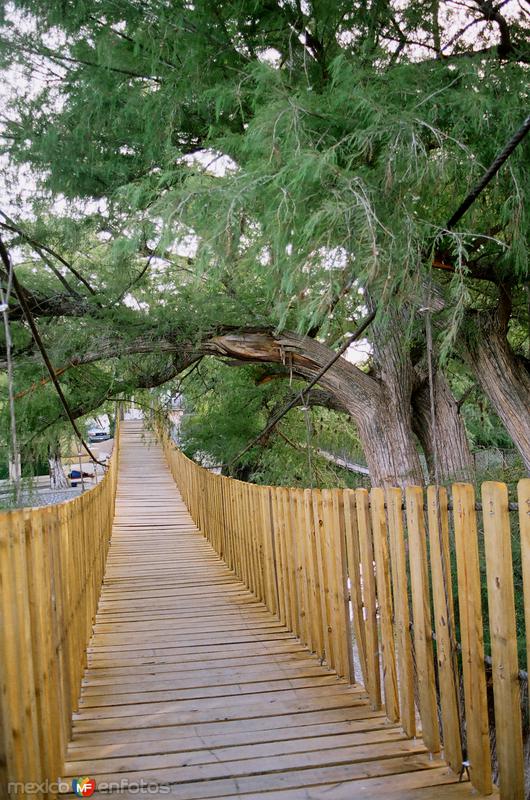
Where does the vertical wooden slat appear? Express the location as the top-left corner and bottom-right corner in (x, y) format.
(270, 488), (287, 627)
(254, 484), (265, 603)
(518, 479), (530, 679)
(42, 506), (64, 773)
(259, 486), (278, 616)
(355, 488), (381, 710)
(291, 488), (309, 647)
(2, 512), (42, 787)
(342, 490), (367, 687)
(452, 482), (492, 796)
(25, 511), (56, 782)
(386, 487), (415, 737)
(331, 490), (355, 682)
(482, 481), (524, 800)
(0, 513), (24, 787)
(282, 487), (300, 635)
(238, 482), (251, 589)
(426, 486), (462, 772)
(251, 483), (263, 599)
(405, 486), (440, 755)
(304, 488), (324, 659)
(243, 482), (257, 595)
(321, 489), (343, 674)
(370, 488), (399, 721)
(50, 505), (70, 753)
(313, 489), (336, 668)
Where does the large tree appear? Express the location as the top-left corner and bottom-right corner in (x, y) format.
(0, 0), (528, 483)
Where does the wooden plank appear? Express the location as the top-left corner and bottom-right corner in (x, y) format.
(61, 738), (430, 785)
(518, 479), (530, 681)
(481, 481), (524, 800)
(303, 488), (324, 659)
(452, 483), (492, 795)
(331, 490), (355, 683)
(281, 487), (300, 636)
(321, 489), (346, 676)
(385, 487), (415, 737)
(342, 490), (367, 686)
(312, 489), (335, 669)
(24, 510), (58, 780)
(370, 488), (399, 721)
(355, 488), (381, 710)
(271, 487), (288, 627)
(260, 486), (279, 615)
(64, 727), (407, 772)
(426, 486), (462, 772)
(59, 754), (450, 799)
(405, 486), (440, 755)
(290, 488), (309, 647)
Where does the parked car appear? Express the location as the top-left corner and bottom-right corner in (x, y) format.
(88, 429), (111, 443)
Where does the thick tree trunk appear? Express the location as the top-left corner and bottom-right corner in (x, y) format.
(8, 452), (21, 483)
(412, 371), (474, 483)
(207, 330), (425, 486)
(465, 311), (530, 474)
(367, 309), (425, 486)
(357, 398), (425, 487)
(48, 448), (69, 489)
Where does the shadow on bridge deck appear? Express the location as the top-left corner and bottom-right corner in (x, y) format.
(60, 421), (486, 799)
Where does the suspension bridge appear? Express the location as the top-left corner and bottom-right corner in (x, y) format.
(3, 420), (529, 798)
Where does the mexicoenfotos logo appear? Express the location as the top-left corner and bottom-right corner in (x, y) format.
(72, 777), (96, 797)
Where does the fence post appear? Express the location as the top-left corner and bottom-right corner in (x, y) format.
(518, 479), (530, 693)
(426, 486), (462, 773)
(370, 488), (399, 720)
(355, 488), (381, 710)
(303, 488), (325, 661)
(290, 488), (310, 647)
(312, 489), (335, 669)
(482, 481), (524, 800)
(452, 483), (492, 795)
(342, 490), (367, 689)
(386, 487), (415, 738)
(405, 486), (440, 755)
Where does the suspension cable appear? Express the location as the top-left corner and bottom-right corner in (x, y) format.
(0, 238), (21, 499)
(0, 240), (107, 468)
(445, 113), (530, 231)
(224, 310), (376, 470)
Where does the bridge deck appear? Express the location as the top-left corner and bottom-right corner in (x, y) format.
(62, 422), (479, 799)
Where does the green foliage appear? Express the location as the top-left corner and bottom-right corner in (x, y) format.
(179, 359), (366, 488)
(0, 0), (528, 470)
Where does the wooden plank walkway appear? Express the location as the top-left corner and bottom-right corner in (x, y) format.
(60, 421), (481, 799)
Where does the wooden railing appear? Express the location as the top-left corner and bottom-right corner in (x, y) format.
(163, 437), (530, 800)
(0, 426), (120, 794)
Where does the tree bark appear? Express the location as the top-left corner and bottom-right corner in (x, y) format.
(412, 370), (474, 483)
(48, 447), (69, 489)
(464, 310), (530, 474)
(206, 329), (425, 486)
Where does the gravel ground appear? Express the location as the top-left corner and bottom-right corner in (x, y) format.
(0, 438), (115, 509)
(0, 486), (84, 509)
